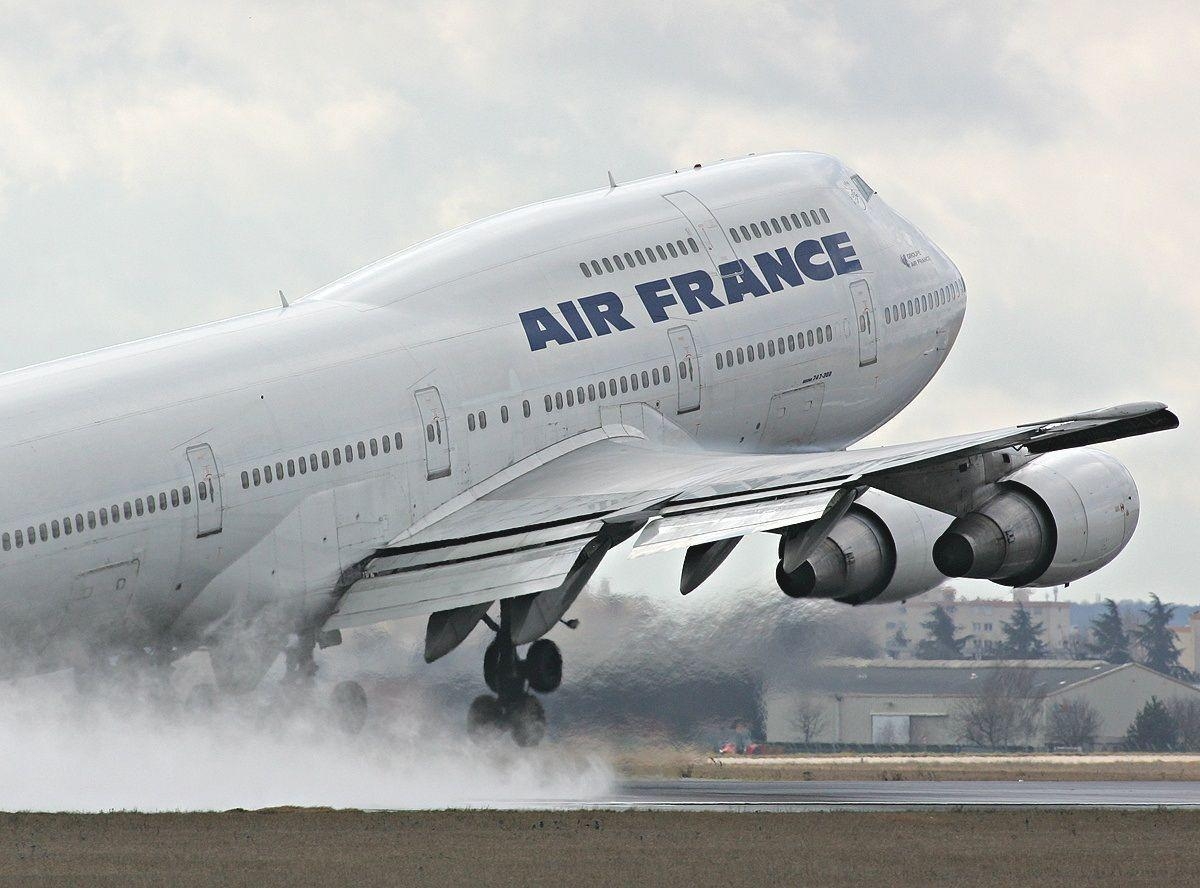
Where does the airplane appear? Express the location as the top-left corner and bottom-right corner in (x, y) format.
(0, 151), (1177, 744)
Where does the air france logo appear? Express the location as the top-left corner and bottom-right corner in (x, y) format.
(900, 249), (930, 268)
(520, 231), (863, 351)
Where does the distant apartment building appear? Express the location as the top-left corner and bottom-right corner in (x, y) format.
(874, 586), (1075, 659)
(1171, 610), (1200, 675)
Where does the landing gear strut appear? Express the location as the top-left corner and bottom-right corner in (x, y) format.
(468, 601), (561, 746)
(280, 630), (368, 735)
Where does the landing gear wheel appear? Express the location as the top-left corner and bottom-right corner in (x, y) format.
(331, 680), (368, 735)
(467, 694), (505, 739)
(483, 641), (502, 694)
(525, 639), (563, 693)
(509, 694), (546, 748)
(185, 682), (218, 714)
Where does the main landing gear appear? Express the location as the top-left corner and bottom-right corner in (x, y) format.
(467, 602), (564, 747)
(182, 630), (368, 734)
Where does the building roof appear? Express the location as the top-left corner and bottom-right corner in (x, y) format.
(802, 658), (1121, 697)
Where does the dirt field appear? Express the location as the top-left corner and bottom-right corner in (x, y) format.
(0, 808), (1197, 887)
(618, 750), (1200, 782)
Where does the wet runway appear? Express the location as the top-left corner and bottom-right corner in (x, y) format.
(592, 779), (1200, 810)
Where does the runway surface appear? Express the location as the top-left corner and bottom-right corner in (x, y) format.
(580, 779), (1200, 810)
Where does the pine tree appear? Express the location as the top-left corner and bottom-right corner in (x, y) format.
(916, 605), (971, 660)
(1134, 594), (1187, 678)
(1125, 696), (1177, 751)
(1088, 599), (1130, 664)
(999, 605), (1048, 659)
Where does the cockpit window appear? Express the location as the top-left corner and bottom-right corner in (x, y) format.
(850, 174), (875, 202)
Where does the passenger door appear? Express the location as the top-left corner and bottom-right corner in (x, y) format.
(849, 279), (878, 366)
(667, 326), (701, 414)
(185, 444), (223, 538)
(414, 386), (452, 480)
(664, 191), (740, 277)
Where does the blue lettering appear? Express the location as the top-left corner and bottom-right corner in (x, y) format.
(753, 248), (804, 292)
(794, 239), (834, 281)
(519, 234), (862, 352)
(822, 231), (863, 274)
(718, 260), (770, 303)
(519, 308), (575, 351)
(578, 292), (634, 335)
(637, 278), (677, 323)
(557, 300), (593, 341)
(670, 269), (723, 314)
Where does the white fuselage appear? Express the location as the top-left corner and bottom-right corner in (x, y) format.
(0, 151), (964, 679)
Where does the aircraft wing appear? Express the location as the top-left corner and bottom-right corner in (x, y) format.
(323, 401), (1176, 648)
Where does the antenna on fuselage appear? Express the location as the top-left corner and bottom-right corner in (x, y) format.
(607, 170), (617, 189)
(278, 289), (289, 309)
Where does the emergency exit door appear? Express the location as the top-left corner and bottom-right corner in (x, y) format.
(185, 444), (223, 538)
(668, 326), (701, 413)
(849, 279), (878, 366)
(415, 386), (452, 480)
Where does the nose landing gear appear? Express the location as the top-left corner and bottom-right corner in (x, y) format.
(468, 602), (564, 746)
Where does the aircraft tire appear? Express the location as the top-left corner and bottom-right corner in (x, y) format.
(483, 641), (502, 693)
(525, 639), (563, 694)
(509, 694), (546, 748)
(467, 694), (505, 738)
(185, 682), (218, 714)
(331, 680), (368, 735)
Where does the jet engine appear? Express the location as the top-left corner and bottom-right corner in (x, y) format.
(932, 448), (1138, 587)
(776, 490), (952, 605)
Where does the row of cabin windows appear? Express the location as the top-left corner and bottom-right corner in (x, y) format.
(241, 432), (404, 489)
(466, 404), (519, 432)
(714, 324), (835, 371)
(728, 208), (829, 245)
(2, 482), (201, 552)
(579, 237), (701, 279)
(883, 278), (965, 326)
(543, 363), (678, 413)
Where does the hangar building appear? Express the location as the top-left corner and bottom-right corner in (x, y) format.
(765, 658), (1200, 749)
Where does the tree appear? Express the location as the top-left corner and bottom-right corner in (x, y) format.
(1089, 599), (1131, 663)
(1045, 699), (1102, 749)
(1125, 696), (1177, 751)
(999, 605), (1048, 659)
(916, 605), (971, 660)
(887, 626), (910, 659)
(791, 696), (827, 744)
(954, 666), (1045, 748)
(1133, 594), (1187, 678)
(1167, 698), (1200, 752)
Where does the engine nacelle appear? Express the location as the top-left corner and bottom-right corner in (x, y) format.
(776, 490), (952, 605)
(932, 448), (1138, 587)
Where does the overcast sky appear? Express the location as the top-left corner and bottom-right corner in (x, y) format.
(1, 1), (1196, 604)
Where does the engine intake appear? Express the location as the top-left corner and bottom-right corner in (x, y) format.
(933, 448), (1138, 587)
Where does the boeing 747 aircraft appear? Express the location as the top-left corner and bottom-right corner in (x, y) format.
(0, 152), (1177, 743)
